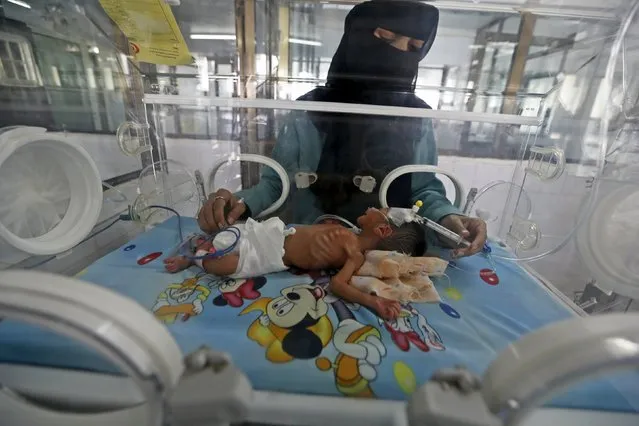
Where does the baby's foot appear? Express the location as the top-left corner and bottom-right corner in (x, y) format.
(164, 256), (192, 273)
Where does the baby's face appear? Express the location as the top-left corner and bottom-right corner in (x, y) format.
(357, 207), (390, 230)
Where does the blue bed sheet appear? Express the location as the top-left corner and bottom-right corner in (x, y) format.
(0, 217), (637, 412)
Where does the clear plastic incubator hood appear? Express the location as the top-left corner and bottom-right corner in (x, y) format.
(0, 0), (638, 425)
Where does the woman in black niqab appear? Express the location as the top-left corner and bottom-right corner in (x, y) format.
(299, 0), (440, 221)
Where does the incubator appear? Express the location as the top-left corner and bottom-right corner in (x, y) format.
(0, 0), (638, 425)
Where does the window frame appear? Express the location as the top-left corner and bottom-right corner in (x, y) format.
(0, 32), (41, 87)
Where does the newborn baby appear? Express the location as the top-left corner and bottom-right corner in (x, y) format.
(165, 207), (426, 320)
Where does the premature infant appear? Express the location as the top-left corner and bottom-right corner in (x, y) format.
(164, 207), (431, 320)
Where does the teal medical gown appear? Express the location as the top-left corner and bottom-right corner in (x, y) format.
(235, 110), (459, 230)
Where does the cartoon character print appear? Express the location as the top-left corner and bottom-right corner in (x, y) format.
(240, 284), (333, 362)
(241, 276), (388, 398)
(212, 276), (267, 308)
(381, 303), (444, 352)
(153, 274), (211, 324)
(315, 318), (386, 398)
(311, 273), (390, 397)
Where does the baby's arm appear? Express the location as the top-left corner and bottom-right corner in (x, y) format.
(165, 237), (216, 273)
(329, 245), (401, 321)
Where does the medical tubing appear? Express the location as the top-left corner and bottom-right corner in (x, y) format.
(146, 204), (241, 260)
(147, 205), (184, 241)
(24, 216), (125, 270)
(313, 214), (360, 231)
(494, 1), (639, 263)
(182, 227), (241, 261)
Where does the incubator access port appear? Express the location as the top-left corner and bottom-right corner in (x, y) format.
(0, 127), (102, 257)
(117, 121), (152, 157)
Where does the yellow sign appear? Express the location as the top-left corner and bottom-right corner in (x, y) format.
(99, 0), (192, 65)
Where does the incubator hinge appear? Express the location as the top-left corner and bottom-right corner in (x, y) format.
(574, 281), (627, 314)
(169, 346), (253, 426)
(183, 346), (231, 375)
(407, 366), (501, 426)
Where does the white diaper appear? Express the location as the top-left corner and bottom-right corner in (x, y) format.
(210, 217), (292, 279)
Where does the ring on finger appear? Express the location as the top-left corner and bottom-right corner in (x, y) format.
(213, 195), (227, 203)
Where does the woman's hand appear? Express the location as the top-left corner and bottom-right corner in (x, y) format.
(197, 188), (246, 233)
(439, 214), (487, 258)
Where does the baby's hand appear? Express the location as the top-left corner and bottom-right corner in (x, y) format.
(373, 297), (401, 321)
(164, 256), (191, 273)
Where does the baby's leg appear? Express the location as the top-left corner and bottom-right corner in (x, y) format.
(164, 256), (193, 273)
(201, 253), (240, 276)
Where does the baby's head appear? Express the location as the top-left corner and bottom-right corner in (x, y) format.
(357, 208), (426, 256)
(357, 207), (392, 235)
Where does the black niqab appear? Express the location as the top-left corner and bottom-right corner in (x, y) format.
(299, 0), (439, 222)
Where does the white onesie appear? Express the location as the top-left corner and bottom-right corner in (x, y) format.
(196, 217), (294, 279)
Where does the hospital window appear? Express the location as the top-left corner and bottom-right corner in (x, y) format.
(0, 34), (38, 86)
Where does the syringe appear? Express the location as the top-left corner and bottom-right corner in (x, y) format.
(423, 218), (471, 248)
(411, 201), (471, 249)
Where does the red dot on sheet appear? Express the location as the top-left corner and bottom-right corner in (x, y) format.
(480, 269), (499, 285)
(137, 252), (162, 265)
